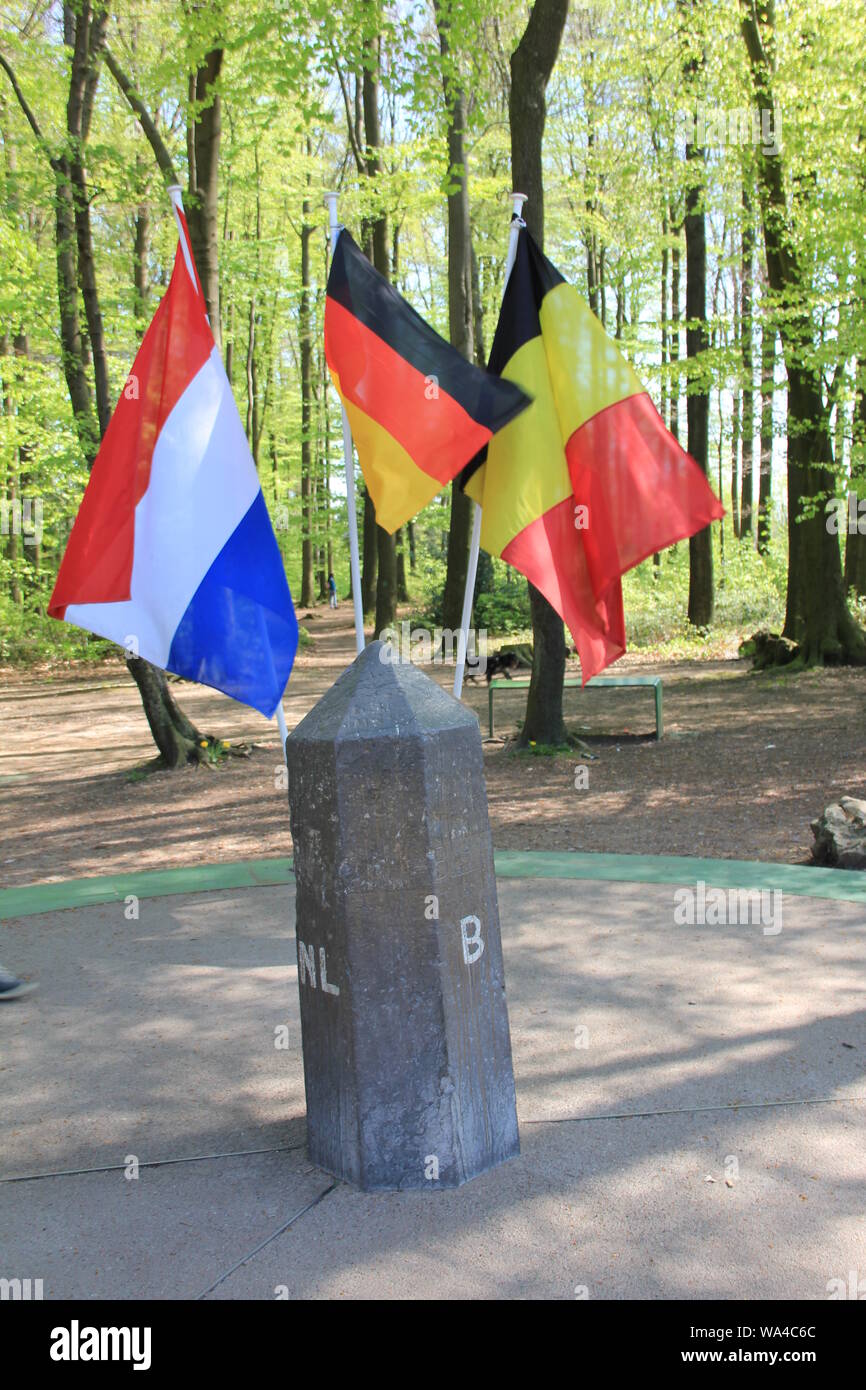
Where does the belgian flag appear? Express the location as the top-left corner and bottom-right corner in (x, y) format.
(325, 230), (531, 534)
(462, 226), (725, 680)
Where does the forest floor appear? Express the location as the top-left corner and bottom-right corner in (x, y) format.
(1, 602), (864, 888)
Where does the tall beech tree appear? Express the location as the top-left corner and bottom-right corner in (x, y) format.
(299, 179), (315, 607)
(1, 4), (217, 766)
(845, 331), (866, 594)
(845, 132), (866, 595)
(757, 284), (774, 553)
(510, 0), (570, 749)
(361, 13), (397, 638)
(185, 46), (223, 341)
(64, 15), (231, 763)
(741, 0), (865, 665)
(0, 16), (100, 464)
(740, 177), (755, 539)
(435, 0), (476, 634)
(682, 4), (714, 628)
(331, 47), (378, 614)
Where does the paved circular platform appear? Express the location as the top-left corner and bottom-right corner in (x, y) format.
(1, 860), (864, 1299)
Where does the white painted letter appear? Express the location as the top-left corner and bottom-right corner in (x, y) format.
(320, 946), (340, 995)
(461, 914), (484, 965)
(298, 940), (316, 987)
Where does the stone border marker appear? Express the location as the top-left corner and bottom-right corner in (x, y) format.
(286, 640), (519, 1191)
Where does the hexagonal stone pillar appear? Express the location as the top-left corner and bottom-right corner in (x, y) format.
(285, 640), (519, 1191)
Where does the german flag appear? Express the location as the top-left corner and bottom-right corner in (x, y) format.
(462, 226), (725, 680)
(325, 230), (530, 534)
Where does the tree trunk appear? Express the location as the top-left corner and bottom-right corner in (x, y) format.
(55, 157), (99, 461)
(361, 485), (377, 612)
(362, 21), (397, 638)
(396, 528), (409, 601)
(375, 518), (397, 635)
(684, 111), (714, 626)
(847, 372), (866, 593)
(323, 363), (334, 582)
(670, 219), (681, 441)
(731, 377), (741, 539)
(743, 2), (864, 664)
(740, 178), (755, 539)
(845, 517), (866, 597)
(126, 658), (210, 767)
(11, 331), (38, 591)
(65, 3), (110, 437)
(758, 306), (774, 553)
(0, 332), (21, 604)
(509, 0), (569, 748)
(729, 261), (741, 537)
(0, 129), (30, 604)
(300, 198), (315, 607)
(0, 49), (97, 462)
(133, 194), (150, 340)
(224, 228), (235, 382)
(436, 2), (477, 634)
(845, 135), (866, 594)
(186, 49), (223, 342)
(245, 297), (258, 448)
(654, 206), (669, 575)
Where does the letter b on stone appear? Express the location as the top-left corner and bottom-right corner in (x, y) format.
(461, 914), (484, 965)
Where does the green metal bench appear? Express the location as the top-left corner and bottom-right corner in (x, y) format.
(487, 674), (663, 740)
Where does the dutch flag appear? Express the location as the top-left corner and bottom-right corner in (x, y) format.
(49, 196), (298, 718)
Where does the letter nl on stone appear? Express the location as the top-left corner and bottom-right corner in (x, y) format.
(285, 641), (519, 1191)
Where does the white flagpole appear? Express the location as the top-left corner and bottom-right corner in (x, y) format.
(168, 184), (290, 762)
(167, 185), (199, 293)
(275, 703), (289, 763)
(325, 192), (366, 657)
(453, 191), (527, 700)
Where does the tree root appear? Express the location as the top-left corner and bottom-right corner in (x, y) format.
(742, 626), (866, 672)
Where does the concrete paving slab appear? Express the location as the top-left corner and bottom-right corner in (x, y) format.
(1, 886), (302, 1175)
(210, 1106), (866, 1300)
(2, 872), (865, 1298)
(0, 1151), (330, 1300)
(502, 879), (866, 1121)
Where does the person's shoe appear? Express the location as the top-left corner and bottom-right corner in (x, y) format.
(0, 968), (37, 1000)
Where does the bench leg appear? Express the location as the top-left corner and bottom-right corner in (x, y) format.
(655, 686), (663, 739)
(489, 686), (494, 739)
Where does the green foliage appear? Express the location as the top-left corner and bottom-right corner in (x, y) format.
(0, 592), (115, 667)
(473, 566), (532, 638)
(3, 0), (862, 681)
(623, 526), (787, 659)
(513, 741), (561, 758)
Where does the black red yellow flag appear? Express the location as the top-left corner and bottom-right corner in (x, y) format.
(462, 227), (725, 680)
(325, 230), (530, 534)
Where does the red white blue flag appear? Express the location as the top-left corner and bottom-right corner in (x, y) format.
(49, 205), (298, 717)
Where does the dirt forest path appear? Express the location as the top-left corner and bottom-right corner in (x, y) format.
(1, 600), (865, 887)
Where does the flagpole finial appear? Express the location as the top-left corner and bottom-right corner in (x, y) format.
(324, 192), (343, 249)
(508, 192), (528, 229)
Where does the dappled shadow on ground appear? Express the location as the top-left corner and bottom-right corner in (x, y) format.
(2, 881), (863, 1298)
(1, 602), (865, 885)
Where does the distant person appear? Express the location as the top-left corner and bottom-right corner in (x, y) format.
(328, 572), (338, 609)
(0, 964), (37, 1001)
